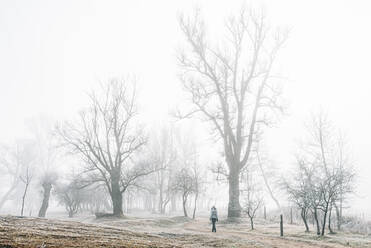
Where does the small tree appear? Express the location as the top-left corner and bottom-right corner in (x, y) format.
(149, 127), (177, 214)
(243, 175), (263, 230)
(0, 140), (35, 212)
(284, 158), (313, 232)
(286, 112), (356, 236)
(56, 182), (86, 217)
(172, 168), (196, 217)
(20, 165), (33, 216)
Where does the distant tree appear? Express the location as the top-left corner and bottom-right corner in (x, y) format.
(56, 79), (152, 216)
(177, 7), (287, 218)
(283, 158), (313, 232)
(172, 168), (196, 217)
(243, 172), (263, 230)
(82, 186), (111, 214)
(20, 165), (33, 216)
(56, 181), (86, 217)
(255, 149), (281, 212)
(26, 116), (60, 218)
(191, 164), (203, 220)
(286, 112), (355, 236)
(38, 172), (58, 217)
(175, 130), (203, 219)
(149, 127), (177, 214)
(0, 140), (35, 212)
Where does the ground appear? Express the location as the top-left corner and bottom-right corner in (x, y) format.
(0, 214), (370, 248)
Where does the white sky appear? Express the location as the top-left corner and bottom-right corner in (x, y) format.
(0, 0), (370, 216)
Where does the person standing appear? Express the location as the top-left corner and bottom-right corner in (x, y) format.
(210, 206), (218, 232)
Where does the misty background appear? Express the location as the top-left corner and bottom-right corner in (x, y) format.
(0, 0), (370, 218)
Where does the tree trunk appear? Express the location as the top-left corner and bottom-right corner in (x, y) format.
(335, 204), (341, 231)
(328, 204), (334, 234)
(314, 208), (321, 235)
(182, 194), (188, 217)
(290, 207), (293, 224)
(280, 214), (283, 236)
(158, 175), (164, 214)
(257, 154), (281, 212)
(192, 192), (198, 219)
(21, 182), (30, 216)
(38, 182), (52, 217)
(321, 203), (329, 236)
(264, 206), (266, 220)
(111, 176), (123, 216)
(228, 170), (241, 218)
(301, 208), (309, 232)
(250, 217), (254, 230)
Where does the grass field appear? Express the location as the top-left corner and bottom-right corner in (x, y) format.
(1, 215), (370, 247)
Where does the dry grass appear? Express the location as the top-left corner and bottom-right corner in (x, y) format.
(1, 215), (370, 248)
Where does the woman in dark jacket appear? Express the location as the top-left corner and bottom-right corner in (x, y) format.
(210, 206), (218, 232)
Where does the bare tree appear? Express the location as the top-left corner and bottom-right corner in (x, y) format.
(177, 7), (287, 218)
(26, 116), (60, 218)
(38, 172), (58, 217)
(56, 79), (150, 216)
(20, 165), (33, 216)
(172, 168), (196, 217)
(308, 112), (355, 235)
(243, 170), (263, 230)
(0, 140), (35, 212)
(256, 149), (281, 212)
(284, 158), (313, 232)
(286, 112), (356, 236)
(191, 164), (203, 220)
(56, 181), (86, 217)
(149, 127), (177, 214)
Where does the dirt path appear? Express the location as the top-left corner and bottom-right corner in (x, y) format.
(182, 218), (368, 248)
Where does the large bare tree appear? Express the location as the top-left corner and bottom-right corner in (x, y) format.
(56, 79), (149, 216)
(177, 8), (287, 217)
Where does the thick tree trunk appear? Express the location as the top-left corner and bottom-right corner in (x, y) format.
(111, 176), (123, 216)
(250, 217), (254, 230)
(38, 182), (52, 217)
(301, 208), (310, 232)
(182, 194), (188, 217)
(228, 170), (241, 218)
(321, 203), (329, 236)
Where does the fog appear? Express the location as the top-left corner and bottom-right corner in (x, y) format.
(0, 0), (371, 246)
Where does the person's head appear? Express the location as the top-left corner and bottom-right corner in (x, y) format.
(211, 206), (216, 210)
